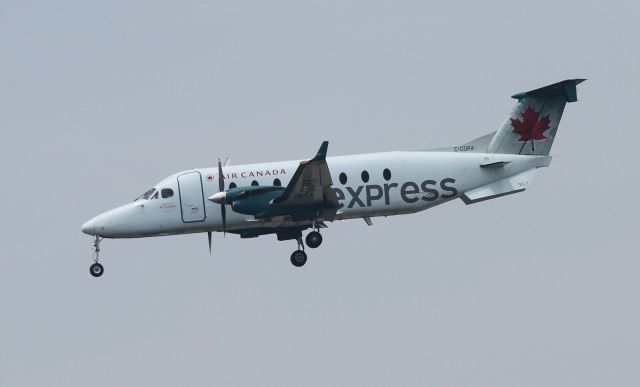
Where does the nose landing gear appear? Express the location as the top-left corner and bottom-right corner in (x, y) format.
(89, 236), (104, 277)
(90, 262), (104, 277)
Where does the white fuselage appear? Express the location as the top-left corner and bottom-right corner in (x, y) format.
(81, 150), (549, 238)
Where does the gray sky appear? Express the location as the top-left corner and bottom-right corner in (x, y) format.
(1, 1), (638, 386)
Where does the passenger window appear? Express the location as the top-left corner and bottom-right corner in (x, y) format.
(161, 188), (174, 198)
(361, 170), (369, 183)
(339, 173), (347, 184)
(273, 178), (281, 186)
(229, 182), (237, 189)
(383, 168), (392, 181)
(251, 180), (259, 186)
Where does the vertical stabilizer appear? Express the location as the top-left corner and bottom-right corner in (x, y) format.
(488, 79), (585, 155)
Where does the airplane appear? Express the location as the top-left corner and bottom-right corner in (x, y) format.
(81, 79), (585, 277)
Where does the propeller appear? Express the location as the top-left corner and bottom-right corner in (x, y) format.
(217, 158), (227, 236)
(206, 158), (229, 254)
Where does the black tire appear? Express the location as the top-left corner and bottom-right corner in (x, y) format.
(290, 250), (307, 267)
(305, 231), (323, 249)
(90, 263), (104, 277)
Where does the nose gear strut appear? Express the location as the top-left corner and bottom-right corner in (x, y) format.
(89, 235), (104, 277)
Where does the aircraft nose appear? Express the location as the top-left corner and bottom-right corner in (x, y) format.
(81, 219), (96, 235)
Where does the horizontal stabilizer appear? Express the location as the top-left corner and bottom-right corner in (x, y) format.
(480, 160), (511, 168)
(461, 169), (536, 205)
(511, 79), (586, 103)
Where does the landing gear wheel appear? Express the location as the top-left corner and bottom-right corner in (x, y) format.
(290, 250), (307, 267)
(90, 262), (104, 277)
(89, 236), (104, 278)
(305, 231), (323, 248)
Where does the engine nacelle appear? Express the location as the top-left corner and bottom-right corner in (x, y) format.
(226, 186), (285, 216)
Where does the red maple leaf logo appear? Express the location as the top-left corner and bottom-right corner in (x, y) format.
(511, 106), (551, 142)
(206, 175), (214, 182)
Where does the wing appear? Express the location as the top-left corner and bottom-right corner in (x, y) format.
(270, 141), (339, 220)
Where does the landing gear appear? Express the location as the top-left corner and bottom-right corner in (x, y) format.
(290, 236), (307, 267)
(90, 262), (104, 277)
(289, 221), (324, 266)
(290, 250), (307, 267)
(90, 235), (104, 278)
(305, 231), (322, 249)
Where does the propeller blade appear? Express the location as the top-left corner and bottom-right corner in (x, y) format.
(221, 205), (227, 236)
(217, 158), (227, 236)
(207, 231), (212, 254)
(217, 158), (225, 192)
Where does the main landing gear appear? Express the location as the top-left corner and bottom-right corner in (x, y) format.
(90, 235), (104, 277)
(290, 237), (307, 267)
(305, 230), (322, 249)
(290, 225), (323, 267)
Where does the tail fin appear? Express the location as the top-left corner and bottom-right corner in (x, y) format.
(488, 79), (585, 155)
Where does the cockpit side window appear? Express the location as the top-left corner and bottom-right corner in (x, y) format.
(134, 188), (156, 201)
(151, 191), (159, 200)
(161, 188), (174, 199)
(144, 189), (156, 200)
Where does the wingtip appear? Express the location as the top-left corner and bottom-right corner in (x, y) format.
(312, 141), (329, 161)
(564, 78), (587, 85)
(319, 140), (329, 153)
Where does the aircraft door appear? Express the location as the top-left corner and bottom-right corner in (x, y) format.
(177, 172), (206, 223)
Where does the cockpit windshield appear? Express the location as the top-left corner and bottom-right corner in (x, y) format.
(134, 188), (156, 201)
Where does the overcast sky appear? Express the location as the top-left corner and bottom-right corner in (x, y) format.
(1, 1), (638, 386)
